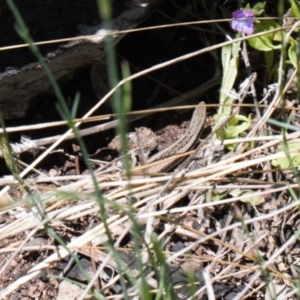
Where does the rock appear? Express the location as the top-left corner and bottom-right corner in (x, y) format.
(0, 0), (163, 119)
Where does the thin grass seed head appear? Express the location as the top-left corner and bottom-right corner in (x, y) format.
(231, 10), (255, 35)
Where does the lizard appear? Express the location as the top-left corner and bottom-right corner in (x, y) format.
(132, 101), (206, 174)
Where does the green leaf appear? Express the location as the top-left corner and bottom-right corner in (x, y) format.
(221, 45), (232, 71)
(288, 42), (299, 68)
(271, 142), (300, 168)
(215, 114), (251, 150)
(273, 29), (285, 42)
(212, 189), (229, 201)
(231, 39), (241, 59)
(230, 189), (263, 205)
(252, 2), (266, 16)
(219, 56), (239, 115)
(225, 115), (252, 138)
(248, 20), (282, 51)
(219, 114), (251, 138)
(289, 0), (300, 18)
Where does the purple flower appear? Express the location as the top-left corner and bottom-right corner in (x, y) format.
(231, 10), (254, 35)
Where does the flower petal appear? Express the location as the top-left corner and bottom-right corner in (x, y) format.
(231, 9), (254, 35)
